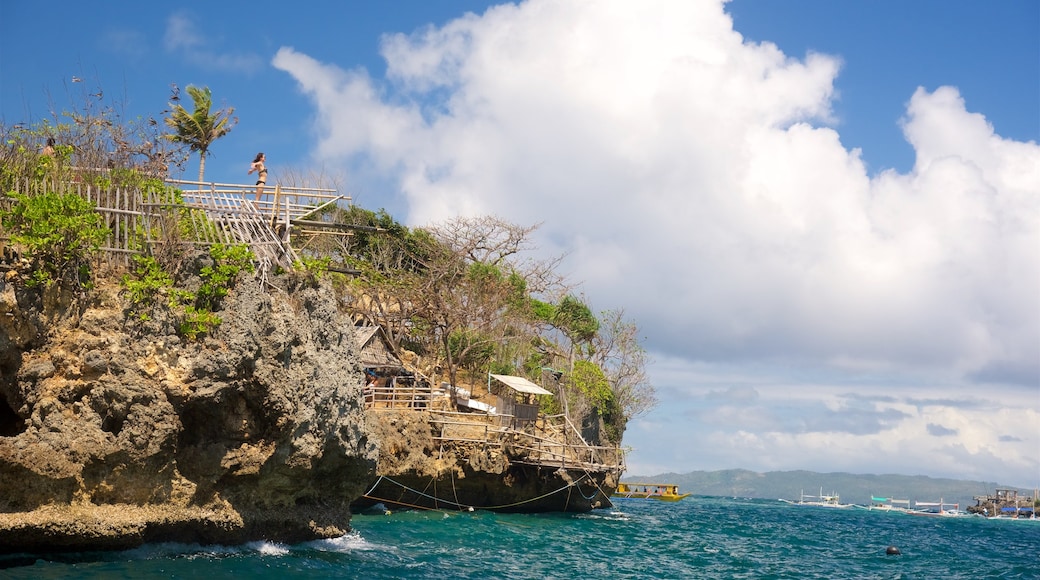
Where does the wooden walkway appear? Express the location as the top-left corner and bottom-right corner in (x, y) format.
(165, 179), (349, 270)
(2, 176), (350, 272)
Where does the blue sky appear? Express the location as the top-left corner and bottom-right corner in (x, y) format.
(2, 0), (1038, 487)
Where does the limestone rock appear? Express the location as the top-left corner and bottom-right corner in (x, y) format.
(0, 273), (378, 553)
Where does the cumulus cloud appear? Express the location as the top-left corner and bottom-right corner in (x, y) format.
(640, 382), (1038, 485)
(926, 423), (958, 437)
(271, 0), (1039, 483)
(164, 13), (264, 73)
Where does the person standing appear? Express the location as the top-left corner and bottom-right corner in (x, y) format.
(247, 152), (267, 200)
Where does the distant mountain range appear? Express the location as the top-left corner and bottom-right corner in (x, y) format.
(623, 469), (1038, 511)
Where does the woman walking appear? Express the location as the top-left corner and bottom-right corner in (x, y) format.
(248, 152), (267, 200)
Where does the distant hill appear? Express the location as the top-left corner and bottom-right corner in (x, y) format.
(622, 469), (1038, 511)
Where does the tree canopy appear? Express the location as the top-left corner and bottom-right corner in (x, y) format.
(340, 213), (656, 443)
(163, 85), (237, 184)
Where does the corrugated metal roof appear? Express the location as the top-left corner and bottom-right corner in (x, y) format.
(490, 374), (554, 396)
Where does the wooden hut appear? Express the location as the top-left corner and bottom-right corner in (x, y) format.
(352, 325), (403, 371)
(353, 326), (428, 408)
(488, 373), (553, 425)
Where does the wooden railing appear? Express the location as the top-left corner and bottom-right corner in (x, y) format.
(164, 179), (346, 225)
(364, 383), (433, 409)
(1, 175), (348, 271)
(370, 405), (626, 473)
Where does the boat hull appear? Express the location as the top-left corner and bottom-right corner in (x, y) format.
(612, 483), (690, 502)
(613, 493), (691, 502)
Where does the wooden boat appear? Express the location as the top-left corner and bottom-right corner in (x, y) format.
(869, 496), (911, 512)
(908, 499), (963, 517)
(613, 482), (691, 502)
(779, 487), (852, 508)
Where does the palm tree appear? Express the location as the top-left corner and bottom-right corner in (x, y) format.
(164, 85), (237, 185)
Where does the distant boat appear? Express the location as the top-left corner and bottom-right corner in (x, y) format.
(974, 488), (1039, 520)
(989, 506), (1038, 521)
(779, 487), (852, 508)
(869, 496), (911, 512)
(908, 499), (963, 517)
(614, 483), (691, 502)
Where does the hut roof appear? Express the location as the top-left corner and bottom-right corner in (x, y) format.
(490, 374), (553, 396)
(353, 326), (403, 369)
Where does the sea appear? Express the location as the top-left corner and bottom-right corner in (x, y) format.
(1, 496), (1037, 579)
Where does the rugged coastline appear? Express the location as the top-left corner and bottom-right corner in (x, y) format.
(0, 266), (624, 553)
(0, 273), (377, 553)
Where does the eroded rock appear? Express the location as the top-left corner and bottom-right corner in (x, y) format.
(0, 273), (378, 553)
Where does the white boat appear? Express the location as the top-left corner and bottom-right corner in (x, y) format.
(909, 499), (963, 517)
(869, 496), (911, 512)
(988, 505), (1038, 521)
(779, 488), (852, 508)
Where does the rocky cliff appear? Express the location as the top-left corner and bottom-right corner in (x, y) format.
(0, 270), (377, 553)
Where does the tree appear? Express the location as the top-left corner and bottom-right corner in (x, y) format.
(590, 308), (657, 423)
(164, 85), (237, 184)
(404, 216), (561, 398)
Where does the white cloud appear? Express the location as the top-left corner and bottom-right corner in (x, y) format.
(625, 379), (1039, 486)
(272, 0), (1040, 483)
(164, 12), (264, 73)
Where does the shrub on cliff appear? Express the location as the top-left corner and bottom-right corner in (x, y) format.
(0, 191), (109, 288)
(121, 243), (255, 339)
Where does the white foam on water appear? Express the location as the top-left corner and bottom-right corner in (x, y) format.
(245, 540), (289, 556)
(304, 530), (389, 554)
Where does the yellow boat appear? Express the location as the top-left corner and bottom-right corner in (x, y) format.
(613, 483), (691, 502)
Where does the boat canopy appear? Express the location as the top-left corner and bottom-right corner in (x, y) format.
(490, 374), (554, 396)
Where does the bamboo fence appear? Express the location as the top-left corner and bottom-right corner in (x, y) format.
(1, 176), (349, 273)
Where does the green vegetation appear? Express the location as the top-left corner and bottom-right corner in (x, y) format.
(164, 85), (237, 184)
(339, 214), (656, 443)
(0, 191), (109, 288)
(196, 243), (254, 309)
(121, 255), (174, 319)
(121, 243), (254, 339)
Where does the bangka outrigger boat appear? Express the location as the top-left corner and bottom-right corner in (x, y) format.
(613, 483), (691, 502)
(778, 488), (851, 508)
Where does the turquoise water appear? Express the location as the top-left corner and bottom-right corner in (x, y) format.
(2, 497), (1038, 578)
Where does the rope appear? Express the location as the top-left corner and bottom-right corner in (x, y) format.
(362, 473), (594, 511)
(450, 465), (463, 508)
(362, 475), (385, 497)
(484, 473), (590, 510)
(372, 476), (473, 510)
(360, 493), (452, 515)
(577, 463), (618, 509)
(577, 480), (601, 501)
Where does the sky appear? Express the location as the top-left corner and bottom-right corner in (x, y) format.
(2, 0), (1038, 488)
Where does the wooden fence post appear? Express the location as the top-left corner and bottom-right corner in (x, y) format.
(271, 184), (282, 228)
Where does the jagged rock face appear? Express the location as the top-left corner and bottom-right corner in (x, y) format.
(0, 273), (378, 552)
